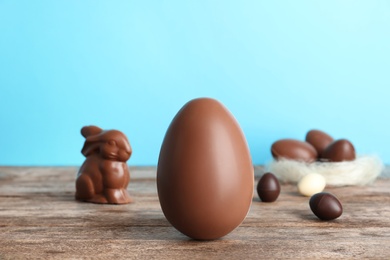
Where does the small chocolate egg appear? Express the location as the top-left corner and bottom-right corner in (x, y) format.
(271, 139), (318, 163)
(157, 98), (254, 240)
(305, 130), (334, 157)
(309, 192), (343, 220)
(297, 173), (326, 197)
(321, 139), (355, 162)
(257, 172), (280, 202)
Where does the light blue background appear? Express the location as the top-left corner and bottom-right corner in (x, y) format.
(1, 1), (389, 166)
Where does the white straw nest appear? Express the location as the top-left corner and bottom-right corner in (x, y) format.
(267, 155), (384, 186)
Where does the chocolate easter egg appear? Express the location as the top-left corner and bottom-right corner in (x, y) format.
(271, 139), (318, 163)
(305, 130), (334, 157)
(297, 173), (326, 197)
(321, 139), (356, 162)
(310, 192), (343, 220)
(157, 98), (254, 240)
(257, 173), (280, 202)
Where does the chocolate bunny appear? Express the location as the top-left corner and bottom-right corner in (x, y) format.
(75, 125), (133, 204)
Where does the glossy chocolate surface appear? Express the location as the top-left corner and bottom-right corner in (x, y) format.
(271, 139), (318, 163)
(321, 139), (356, 162)
(305, 129), (334, 157)
(75, 125), (133, 204)
(157, 98), (254, 240)
(310, 192), (343, 220)
(257, 173), (281, 202)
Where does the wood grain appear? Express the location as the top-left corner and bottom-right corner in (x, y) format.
(0, 166), (389, 259)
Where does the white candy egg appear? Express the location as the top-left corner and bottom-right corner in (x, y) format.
(297, 173), (326, 196)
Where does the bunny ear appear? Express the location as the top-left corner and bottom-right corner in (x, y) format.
(80, 126), (106, 157)
(81, 126), (103, 138)
(81, 140), (101, 157)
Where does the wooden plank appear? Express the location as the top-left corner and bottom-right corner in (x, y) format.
(0, 166), (389, 259)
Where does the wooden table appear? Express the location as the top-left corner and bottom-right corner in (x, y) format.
(1, 166), (389, 259)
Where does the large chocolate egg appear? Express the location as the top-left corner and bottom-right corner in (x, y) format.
(271, 139), (318, 163)
(305, 129), (334, 157)
(321, 139), (356, 162)
(157, 98), (254, 240)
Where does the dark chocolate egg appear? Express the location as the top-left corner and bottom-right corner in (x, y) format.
(157, 98), (254, 240)
(271, 139), (318, 163)
(321, 139), (355, 162)
(305, 129), (334, 157)
(309, 192), (343, 220)
(257, 173), (280, 202)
